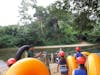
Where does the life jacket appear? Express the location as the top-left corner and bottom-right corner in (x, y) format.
(58, 58), (68, 74)
(75, 52), (83, 58)
(27, 50), (34, 57)
(73, 68), (87, 75)
(58, 58), (66, 65)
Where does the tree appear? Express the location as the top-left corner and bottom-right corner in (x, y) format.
(19, 0), (36, 25)
(73, 12), (95, 33)
(69, 0), (100, 20)
(61, 0), (100, 36)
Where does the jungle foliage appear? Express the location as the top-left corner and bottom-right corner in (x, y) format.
(0, 0), (100, 48)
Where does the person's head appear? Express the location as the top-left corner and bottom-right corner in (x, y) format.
(7, 58), (16, 67)
(76, 56), (86, 65)
(26, 45), (34, 51)
(58, 50), (65, 57)
(29, 47), (34, 51)
(75, 47), (81, 52)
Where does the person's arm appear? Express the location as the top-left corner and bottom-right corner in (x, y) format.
(66, 60), (69, 69)
(29, 47), (42, 58)
(57, 59), (60, 72)
(57, 64), (59, 72)
(74, 53), (76, 58)
(72, 70), (75, 75)
(34, 52), (42, 58)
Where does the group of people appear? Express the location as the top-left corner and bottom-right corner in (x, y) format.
(6, 45), (87, 75)
(56, 47), (87, 75)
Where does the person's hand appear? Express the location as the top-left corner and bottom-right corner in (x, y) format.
(39, 51), (43, 54)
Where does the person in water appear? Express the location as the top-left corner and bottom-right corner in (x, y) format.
(72, 56), (87, 75)
(57, 50), (68, 75)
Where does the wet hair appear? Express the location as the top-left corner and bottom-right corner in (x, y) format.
(8, 64), (12, 67)
(79, 64), (85, 69)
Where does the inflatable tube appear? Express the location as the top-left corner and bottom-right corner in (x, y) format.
(81, 51), (90, 56)
(16, 45), (31, 60)
(67, 56), (78, 75)
(81, 51), (90, 69)
(6, 58), (50, 75)
(87, 53), (100, 75)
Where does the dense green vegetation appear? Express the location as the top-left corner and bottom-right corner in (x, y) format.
(0, 0), (100, 48)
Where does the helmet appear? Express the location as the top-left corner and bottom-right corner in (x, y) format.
(75, 47), (81, 51)
(58, 51), (65, 57)
(76, 57), (86, 64)
(7, 58), (16, 66)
